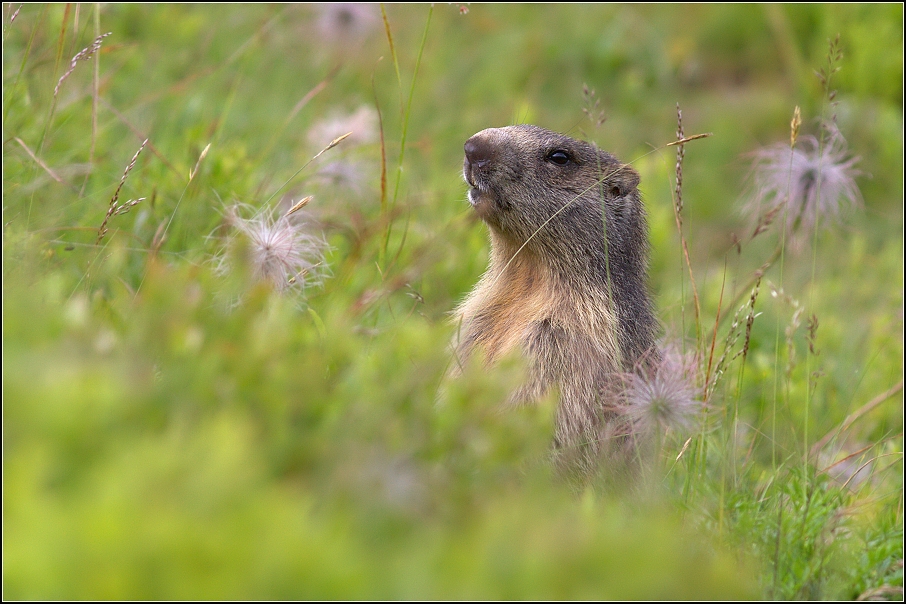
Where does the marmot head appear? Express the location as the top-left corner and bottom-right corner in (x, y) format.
(463, 125), (644, 268)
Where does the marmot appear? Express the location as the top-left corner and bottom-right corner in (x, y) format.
(453, 124), (659, 477)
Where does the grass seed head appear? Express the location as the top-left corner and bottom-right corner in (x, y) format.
(54, 32), (112, 100)
(790, 105), (802, 149)
(96, 139), (148, 245)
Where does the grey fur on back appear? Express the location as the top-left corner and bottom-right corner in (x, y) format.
(455, 124), (659, 477)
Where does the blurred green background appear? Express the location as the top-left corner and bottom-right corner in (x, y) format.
(3, 4), (902, 599)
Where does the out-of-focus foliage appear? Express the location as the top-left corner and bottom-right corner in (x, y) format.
(3, 3), (902, 599)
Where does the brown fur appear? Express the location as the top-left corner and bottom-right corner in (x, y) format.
(453, 125), (659, 478)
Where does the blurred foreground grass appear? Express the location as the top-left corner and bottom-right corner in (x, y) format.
(3, 4), (902, 599)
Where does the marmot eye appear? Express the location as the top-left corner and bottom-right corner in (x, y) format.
(546, 150), (571, 165)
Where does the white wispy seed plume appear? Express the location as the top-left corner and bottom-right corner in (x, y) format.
(214, 202), (327, 297)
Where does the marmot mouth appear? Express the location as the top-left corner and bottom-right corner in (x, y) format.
(467, 186), (482, 206)
(463, 158), (494, 210)
(464, 167), (477, 188)
(464, 168), (486, 206)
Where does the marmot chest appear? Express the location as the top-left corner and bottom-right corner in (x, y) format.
(463, 261), (621, 369)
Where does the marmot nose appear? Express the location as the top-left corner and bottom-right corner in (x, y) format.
(464, 135), (496, 169)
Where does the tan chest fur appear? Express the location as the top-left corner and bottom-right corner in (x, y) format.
(458, 257), (553, 363)
(455, 248), (622, 371)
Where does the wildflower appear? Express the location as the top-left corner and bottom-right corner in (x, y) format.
(214, 202), (328, 297)
(621, 345), (703, 438)
(745, 125), (862, 239)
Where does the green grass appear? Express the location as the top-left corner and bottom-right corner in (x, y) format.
(3, 4), (903, 599)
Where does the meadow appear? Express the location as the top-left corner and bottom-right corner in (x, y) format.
(3, 3), (903, 599)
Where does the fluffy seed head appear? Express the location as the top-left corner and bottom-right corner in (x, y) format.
(745, 126), (863, 238)
(314, 4), (380, 55)
(214, 202), (327, 297)
(621, 345), (703, 437)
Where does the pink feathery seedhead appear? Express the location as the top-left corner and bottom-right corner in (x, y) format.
(621, 345), (704, 438)
(746, 126), (863, 238)
(314, 3), (379, 52)
(216, 203), (327, 297)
